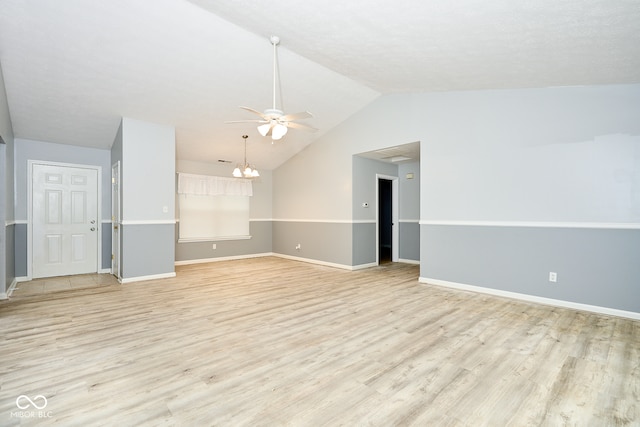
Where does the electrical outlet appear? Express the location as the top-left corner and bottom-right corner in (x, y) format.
(549, 272), (557, 282)
(295, 244), (301, 250)
(212, 243), (217, 250)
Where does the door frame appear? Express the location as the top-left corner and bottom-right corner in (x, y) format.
(111, 161), (121, 279)
(27, 160), (102, 280)
(375, 174), (399, 264)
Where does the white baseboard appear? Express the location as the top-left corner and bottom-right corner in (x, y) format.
(176, 253), (417, 271)
(272, 253), (356, 270)
(7, 278), (19, 297)
(120, 272), (176, 284)
(352, 262), (379, 270)
(175, 252), (273, 266)
(419, 277), (640, 321)
(98, 268), (112, 274)
(176, 252), (358, 271)
(3, 277), (21, 299)
(276, 255), (419, 271)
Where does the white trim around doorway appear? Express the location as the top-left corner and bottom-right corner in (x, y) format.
(27, 160), (103, 280)
(375, 174), (399, 264)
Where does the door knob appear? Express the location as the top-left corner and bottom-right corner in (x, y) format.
(90, 227), (96, 231)
(90, 220), (96, 224)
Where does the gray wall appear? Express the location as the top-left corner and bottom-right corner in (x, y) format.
(273, 221), (352, 266)
(111, 121), (123, 275)
(352, 156), (398, 221)
(13, 138), (113, 275)
(399, 222), (419, 262)
(272, 92), (421, 269)
(422, 225), (640, 313)
(5, 222), (15, 289)
(14, 138), (112, 220)
(399, 162), (420, 262)
(115, 118), (176, 280)
(121, 118), (175, 222)
(176, 221), (272, 262)
(0, 141), (5, 293)
(273, 83), (640, 313)
(272, 154), (419, 269)
(352, 155), (397, 266)
(352, 222), (375, 266)
(417, 85), (640, 313)
(121, 224), (174, 278)
(13, 224), (25, 277)
(398, 161), (420, 220)
(0, 61), (15, 293)
(418, 86), (640, 223)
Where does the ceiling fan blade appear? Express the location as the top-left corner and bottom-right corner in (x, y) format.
(286, 121), (318, 132)
(239, 106), (268, 119)
(280, 111), (313, 122)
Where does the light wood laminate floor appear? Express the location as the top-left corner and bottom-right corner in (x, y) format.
(10, 274), (119, 297)
(1, 257), (638, 426)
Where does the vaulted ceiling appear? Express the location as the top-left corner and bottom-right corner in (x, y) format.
(1, 0), (638, 169)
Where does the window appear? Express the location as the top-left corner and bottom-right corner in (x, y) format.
(177, 173), (252, 242)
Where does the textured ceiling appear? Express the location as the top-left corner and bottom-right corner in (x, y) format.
(0, 0), (638, 169)
(193, 0), (640, 93)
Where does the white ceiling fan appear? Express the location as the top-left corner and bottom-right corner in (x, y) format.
(226, 35), (317, 140)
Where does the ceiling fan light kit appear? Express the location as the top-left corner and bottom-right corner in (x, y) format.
(271, 123), (288, 140)
(257, 122), (271, 137)
(225, 35), (317, 141)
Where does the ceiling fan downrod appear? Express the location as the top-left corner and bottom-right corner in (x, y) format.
(270, 35), (280, 113)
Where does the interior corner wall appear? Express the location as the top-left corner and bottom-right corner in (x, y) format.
(275, 83), (640, 314)
(174, 159), (273, 263)
(0, 60), (14, 294)
(118, 118), (176, 280)
(272, 136), (355, 267)
(0, 142), (7, 294)
(110, 121), (123, 276)
(272, 95), (417, 268)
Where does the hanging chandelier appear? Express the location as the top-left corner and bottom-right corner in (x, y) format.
(232, 134), (260, 178)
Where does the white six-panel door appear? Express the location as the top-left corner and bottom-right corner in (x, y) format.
(32, 163), (99, 278)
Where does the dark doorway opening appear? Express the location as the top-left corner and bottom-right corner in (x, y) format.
(378, 178), (392, 264)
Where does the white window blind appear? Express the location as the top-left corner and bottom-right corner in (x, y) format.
(177, 173), (252, 242)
